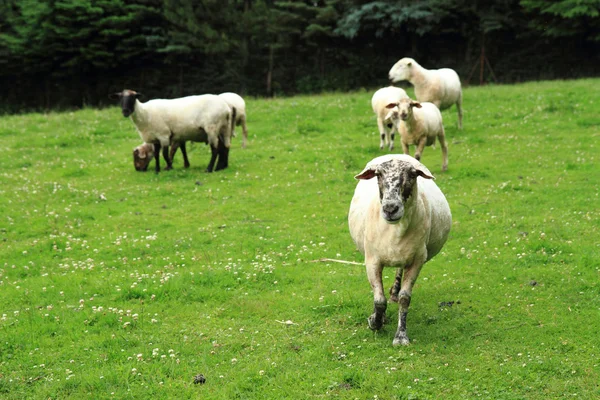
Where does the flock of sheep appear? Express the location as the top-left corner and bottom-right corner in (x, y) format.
(113, 57), (462, 346)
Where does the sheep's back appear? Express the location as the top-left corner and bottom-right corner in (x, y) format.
(147, 95), (230, 140)
(434, 69), (462, 110)
(371, 87), (408, 114)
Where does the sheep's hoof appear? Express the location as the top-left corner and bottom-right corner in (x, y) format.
(392, 335), (410, 346)
(367, 313), (384, 331)
(165, 165), (173, 171)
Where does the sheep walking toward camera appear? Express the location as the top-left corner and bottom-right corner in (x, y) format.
(219, 92), (248, 148)
(371, 86), (409, 151)
(388, 58), (463, 129)
(392, 97), (448, 171)
(112, 89), (233, 173)
(348, 154), (452, 346)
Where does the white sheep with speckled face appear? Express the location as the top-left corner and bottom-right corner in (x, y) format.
(389, 58), (463, 129)
(348, 154), (452, 346)
(371, 86), (409, 151)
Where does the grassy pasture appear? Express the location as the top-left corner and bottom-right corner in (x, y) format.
(0, 79), (599, 399)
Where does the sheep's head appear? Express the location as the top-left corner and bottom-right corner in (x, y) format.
(388, 57), (415, 83)
(396, 98), (422, 121)
(110, 89), (142, 118)
(133, 143), (154, 172)
(355, 156), (434, 224)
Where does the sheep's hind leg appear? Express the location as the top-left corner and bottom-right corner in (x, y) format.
(366, 259), (386, 331)
(179, 142), (190, 168)
(162, 146), (173, 170)
(153, 143), (161, 173)
(215, 139), (229, 171)
(206, 144), (219, 173)
(438, 129), (448, 172)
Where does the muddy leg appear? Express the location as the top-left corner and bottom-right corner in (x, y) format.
(366, 258), (386, 331)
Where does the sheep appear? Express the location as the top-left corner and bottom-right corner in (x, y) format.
(219, 92), (248, 148)
(388, 58), (463, 129)
(111, 89), (233, 173)
(348, 154), (452, 346)
(371, 86), (409, 151)
(391, 97), (448, 171)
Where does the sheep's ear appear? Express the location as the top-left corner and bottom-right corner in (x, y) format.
(109, 92), (122, 100)
(355, 167), (377, 180)
(415, 167), (434, 180)
(135, 92), (143, 99)
(407, 61), (412, 67)
(410, 101), (422, 109)
(134, 148), (146, 159)
(385, 102), (398, 109)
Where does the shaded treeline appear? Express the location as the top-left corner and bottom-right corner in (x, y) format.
(1, 0), (599, 113)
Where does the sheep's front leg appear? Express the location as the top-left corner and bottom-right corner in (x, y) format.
(179, 142), (190, 168)
(153, 143), (161, 173)
(206, 143), (219, 173)
(401, 140), (410, 156)
(393, 261), (424, 346)
(162, 146), (173, 170)
(413, 136), (428, 161)
(389, 268), (402, 303)
(215, 139), (229, 171)
(388, 124), (396, 151)
(366, 258), (386, 331)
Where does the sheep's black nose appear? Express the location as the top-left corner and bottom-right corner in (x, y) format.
(383, 204), (399, 215)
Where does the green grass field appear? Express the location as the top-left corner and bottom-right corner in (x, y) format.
(1, 79), (599, 399)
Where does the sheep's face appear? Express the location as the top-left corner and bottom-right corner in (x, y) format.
(388, 58), (413, 83)
(110, 89), (141, 118)
(397, 98), (422, 121)
(133, 144), (153, 172)
(355, 159), (434, 224)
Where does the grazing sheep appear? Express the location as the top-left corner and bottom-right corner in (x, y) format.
(133, 137), (215, 171)
(388, 58), (463, 129)
(371, 86), (409, 151)
(111, 89), (233, 173)
(219, 92), (248, 148)
(393, 98), (448, 171)
(348, 154), (452, 346)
